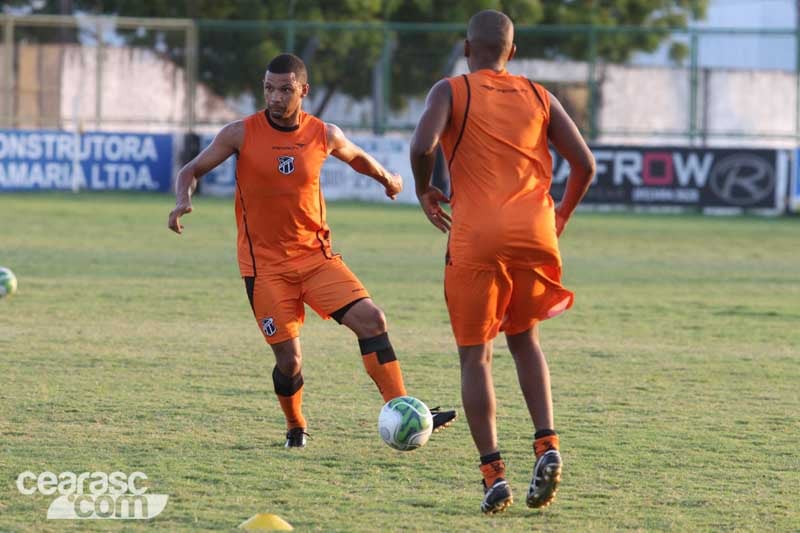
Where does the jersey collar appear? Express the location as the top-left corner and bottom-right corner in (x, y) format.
(265, 110), (300, 132)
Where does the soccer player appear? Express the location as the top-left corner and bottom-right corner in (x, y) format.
(169, 53), (456, 448)
(410, 10), (595, 513)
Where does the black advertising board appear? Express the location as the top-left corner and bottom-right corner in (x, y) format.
(550, 146), (786, 210)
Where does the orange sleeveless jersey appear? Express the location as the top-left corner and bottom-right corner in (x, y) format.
(235, 110), (332, 276)
(439, 69), (560, 269)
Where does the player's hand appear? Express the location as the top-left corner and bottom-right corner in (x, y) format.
(417, 185), (451, 233)
(554, 206), (568, 237)
(384, 173), (403, 200)
(168, 201), (193, 234)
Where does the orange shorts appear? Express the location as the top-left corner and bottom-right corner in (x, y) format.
(244, 254), (369, 345)
(444, 262), (574, 346)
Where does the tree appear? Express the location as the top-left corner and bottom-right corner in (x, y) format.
(385, 1), (543, 111)
(531, 0), (708, 63)
(387, 1), (707, 110)
(5, 0), (390, 117)
(6, 0), (707, 117)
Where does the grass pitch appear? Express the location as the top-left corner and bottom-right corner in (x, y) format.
(1, 193), (798, 531)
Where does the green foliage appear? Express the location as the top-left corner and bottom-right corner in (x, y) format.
(387, 1), (543, 110)
(7, 0), (707, 113)
(519, 0), (708, 64)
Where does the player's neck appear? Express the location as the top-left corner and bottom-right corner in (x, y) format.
(267, 108), (302, 129)
(468, 58), (506, 73)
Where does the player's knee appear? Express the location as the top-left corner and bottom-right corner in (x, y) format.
(506, 329), (541, 356)
(459, 345), (492, 367)
(363, 305), (387, 336)
(272, 345), (302, 376)
(370, 307), (388, 335)
(277, 357), (301, 377)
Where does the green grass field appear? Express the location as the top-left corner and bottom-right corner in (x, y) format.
(1, 193), (799, 532)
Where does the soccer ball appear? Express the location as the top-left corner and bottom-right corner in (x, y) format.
(0, 267), (17, 298)
(378, 396), (433, 451)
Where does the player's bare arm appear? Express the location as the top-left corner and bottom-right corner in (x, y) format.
(547, 92), (595, 237)
(410, 79), (452, 233)
(326, 122), (402, 200)
(168, 120), (244, 234)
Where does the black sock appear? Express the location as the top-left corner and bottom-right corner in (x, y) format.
(480, 451), (502, 465)
(272, 366), (303, 396)
(534, 429), (557, 439)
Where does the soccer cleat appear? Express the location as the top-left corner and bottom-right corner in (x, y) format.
(526, 449), (562, 508)
(430, 407), (457, 432)
(284, 427), (309, 448)
(481, 478), (513, 514)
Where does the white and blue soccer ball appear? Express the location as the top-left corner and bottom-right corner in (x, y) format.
(378, 396), (433, 451)
(0, 267), (17, 299)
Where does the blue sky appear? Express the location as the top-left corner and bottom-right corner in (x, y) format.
(641, 0), (798, 70)
(694, 0), (795, 70)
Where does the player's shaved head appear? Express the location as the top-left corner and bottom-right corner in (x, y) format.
(266, 53), (308, 84)
(467, 10), (514, 62)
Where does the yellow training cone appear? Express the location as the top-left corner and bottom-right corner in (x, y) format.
(238, 513), (293, 531)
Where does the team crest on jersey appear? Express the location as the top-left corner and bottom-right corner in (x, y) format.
(261, 317), (277, 337)
(277, 155), (295, 175)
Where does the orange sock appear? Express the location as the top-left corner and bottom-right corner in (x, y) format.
(277, 389), (307, 429)
(272, 366), (307, 429)
(479, 459), (506, 487)
(359, 333), (407, 402)
(534, 434), (560, 457)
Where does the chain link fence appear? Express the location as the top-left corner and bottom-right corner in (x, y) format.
(1, 14), (798, 146)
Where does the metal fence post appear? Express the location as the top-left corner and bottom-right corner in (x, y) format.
(689, 30), (699, 145)
(587, 24), (598, 141)
(3, 16), (14, 128)
(286, 20), (295, 53)
(95, 18), (103, 130)
(381, 28), (394, 135)
(373, 27), (394, 135)
(796, 24), (800, 142)
(185, 20), (198, 132)
(371, 47), (382, 133)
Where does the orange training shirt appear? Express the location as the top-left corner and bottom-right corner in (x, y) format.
(234, 110), (331, 276)
(439, 69), (561, 269)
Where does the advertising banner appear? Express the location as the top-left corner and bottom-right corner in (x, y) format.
(199, 134), (416, 203)
(0, 130), (173, 192)
(550, 146), (787, 211)
(197, 134), (237, 197)
(192, 136), (791, 213)
(321, 136), (416, 203)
